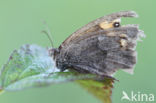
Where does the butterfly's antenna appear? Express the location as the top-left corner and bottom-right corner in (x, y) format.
(42, 21), (54, 48)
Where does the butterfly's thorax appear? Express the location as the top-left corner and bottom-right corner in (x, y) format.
(52, 48), (71, 71)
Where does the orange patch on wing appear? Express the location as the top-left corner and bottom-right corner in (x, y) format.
(99, 21), (113, 29)
(99, 19), (121, 30)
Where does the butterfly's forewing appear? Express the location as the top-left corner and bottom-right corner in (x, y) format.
(54, 11), (145, 76)
(60, 11), (138, 48)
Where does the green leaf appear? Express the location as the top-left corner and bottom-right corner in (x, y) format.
(0, 44), (56, 90)
(77, 78), (114, 103)
(0, 44), (114, 103)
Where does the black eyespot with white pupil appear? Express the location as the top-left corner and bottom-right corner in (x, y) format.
(113, 22), (120, 27)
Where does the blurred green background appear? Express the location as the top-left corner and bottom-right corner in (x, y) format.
(0, 0), (155, 103)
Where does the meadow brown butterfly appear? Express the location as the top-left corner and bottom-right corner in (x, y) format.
(50, 11), (145, 76)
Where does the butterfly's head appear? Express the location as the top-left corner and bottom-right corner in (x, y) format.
(48, 48), (59, 60)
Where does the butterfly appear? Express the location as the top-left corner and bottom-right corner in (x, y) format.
(50, 11), (145, 77)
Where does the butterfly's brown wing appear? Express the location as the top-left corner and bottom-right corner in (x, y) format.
(54, 11), (145, 76)
(60, 11), (138, 49)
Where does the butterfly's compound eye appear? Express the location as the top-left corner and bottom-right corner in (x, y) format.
(113, 22), (120, 27)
